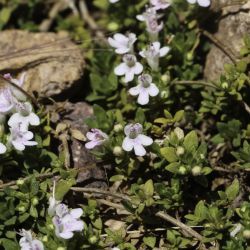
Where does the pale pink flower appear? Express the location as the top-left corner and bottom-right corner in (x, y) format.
(53, 204), (84, 239)
(108, 33), (137, 54)
(122, 123), (153, 156)
(19, 229), (44, 250)
(129, 74), (159, 105)
(140, 42), (170, 71)
(114, 54), (143, 83)
(150, 0), (171, 10)
(85, 128), (108, 149)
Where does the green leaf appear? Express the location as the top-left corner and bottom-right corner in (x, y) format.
(194, 201), (207, 220)
(143, 236), (156, 248)
(161, 147), (178, 163)
(174, 110), (184, 122)
(165, 162), (180, 173)
(0, 8), (12, 29)
(110, 175), (126, 182)
(225, 179), (239, 201)
(135, 108), (146, 124)
(183, 131), (198, 151)
(55, 179), (76, 200)
(1, 239), (18, 250)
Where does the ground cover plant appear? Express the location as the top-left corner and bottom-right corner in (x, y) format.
(0, 0), (250, 249)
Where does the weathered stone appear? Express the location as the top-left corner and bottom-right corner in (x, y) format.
(0, 30), (84, 97)
(47, 101), (108, 189)
(204, 2), (250, 81)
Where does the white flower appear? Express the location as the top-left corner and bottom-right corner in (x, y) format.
(112, 248), (120, 250)
(140, 42), (170, 71)
(122, 123), (153, 156)
(19, 229), (44, 250)
(129, 74), (159, 105)
(4, 73), (27, 101)
(137, 7), (163, 41)
(8, 102), (40, 130)
(114, 54), (143, 83)
(85, 128), (108, 149)
(52, 204), (84, 239)
(0, 142), (6, 154)
(9, 125), (37, 151)
(108, 33), (137, 54)
(150, 0), (171, 10)
(0, 88), (15, 114)
(109, 0), (120, 3)
(187, 0), (210, 7)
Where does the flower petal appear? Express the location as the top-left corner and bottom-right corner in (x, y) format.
(129, 86), (140, 96)
(85, 141), (100, 149)
(122, 137), (134, 152)
(125, 70), (134, 83)
(70, 208), (83, 219)
(134, 143), (146, 156)
(108, 37), (120, 48)
(159, 46), (170, 57)
(148, 84), (159, 96)
(29, 113), (40, 126)
(116, 47), (129, 54)
(197, 0), (210, 7)
(138, 89), (149, 105)
(114, 63), (128, 76)
(134, 63), (143, 75)
(152, 41), (161, 52)
(0, 143), (6, 154)
(137, 134), (153, 146)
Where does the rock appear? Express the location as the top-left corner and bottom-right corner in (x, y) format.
(204, 2), (250, 81)
(47, 101), (108, 189)
(0, 30), (84, 97)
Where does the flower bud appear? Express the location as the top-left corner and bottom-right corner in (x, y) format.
(114, 124), (123, 133)
(113, 146), (123, 157)
(89, 235), (98, 244)
(57, 247), (66, 250)
(174, 127), (184, 140)
(32, 197), (39, 206)
(192, 166), (202, 176)
(160, 90), (169, 99)
(178, 166), (187, 175)
(221, 82), (229, 89)
(243, 229), (250, 239)
(176, 146), (185, 156)
(16, 179), (24, 185)
(161, 74), (170, 83)
(108, 22), (119, 31)
(186, 52), (194, 61)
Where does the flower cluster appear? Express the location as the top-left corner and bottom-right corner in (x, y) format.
(19, 229), (44, 250)
(0, 73), (39, 154)
(109, 0), (211, 7)
(48, 183), (84, 239)
(87, 0), (211, 156)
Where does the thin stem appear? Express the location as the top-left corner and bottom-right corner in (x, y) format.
(156, 211), (205, 244)
(70, 187), (131, 202)
(0, 172), (54, 189)
(172, 80), (220, 90)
